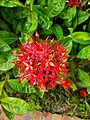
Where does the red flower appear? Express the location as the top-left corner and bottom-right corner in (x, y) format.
(61, 80), (71, 89)
(80, 90), (87, 97)
(66, 0), (87, 7)
(12, 32), (69, 91)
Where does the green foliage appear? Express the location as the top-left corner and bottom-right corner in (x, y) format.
(0, 0), (90, 119)
(0, 0), (23, 7)
(77, 9), (90, 25)
(0, 51), (16, 71)
(2, 107), (15, 120)
(70, 32), (90, 44)
(0, 81), (5, 96)
(46, 0), (66, 18)
(0, 31), (18, 44)
(0, 39), (11, 54)
(78, 69), (90, 94)
(1, 97), (30, 114)
(52, 24), (63, 39)
(7, 79), (36, 93)
(77, 45), (90, 60)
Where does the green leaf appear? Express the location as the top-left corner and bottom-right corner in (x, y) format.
(26, 0), (34, 11)
(1, 8), (14, 24)
(64, 41), (73, 54)
(37, 0), (46, 6)
(1, 90), (8, 98)
(85, 101), (90, 111)
(0, 81), (5, 96)
(0, 0), (23, 7)
(69, 60), (76, 82)
(0, 31), (18, 44)
(71, 32), (90, 44)
(78, 69), (90, 88)
(0, 39), (11, 54)
(2, 107), (15, 120)
(60, 6), (76, 20)
(82, 0), (88, 6)
(39, 15), (53, 30)
(8, 79), (36, 94)
(52, 24), (63, 39)
(13, 20), (21, 34)
(77, 45), (90, 60)
(46, 0), (66, 18)
(71, 82), (77, 91)
(39, 91), (44, 98)
(0, 19), (10, 31)
(14, 8), (30, 19)
(22, 11), (38, 35)
(87, 87), (90, 94)
(77, 9), (89, 25)
(0, 51), (16, 71)
(1, 97), (30, 114)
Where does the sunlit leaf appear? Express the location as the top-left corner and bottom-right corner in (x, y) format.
(8, 79), (36, 93)
(77, 45), (90, 60)
(1, 97), (30, 114)
(46, 0), (66, 18)
(0, 51), (16, 71)
(0, 0), (23, 7)
(77, 9), (89, 25)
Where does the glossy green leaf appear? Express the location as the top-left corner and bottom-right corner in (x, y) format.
(1, 97), (30, 114)
(22, 11), (38, 35)
(82, 0), (88, 5)
(0, 81), (5, 96)
(52, 24), (63, 39)
(77, 45), (90, 60)
(60, 6), (76, 20)
(1, 90), (8, 98)
(78, 69), (90, 87)
(0, 0), (23, 7)
(77, 9), (89, 25)
(8, 79), (36, 94)
(0, 19), (10, 31)
(64, 41), (73, 54)
(0, 51), (16, 71)
(0, 31), (18, 44)
(87, 87), (90, 94)
(0, 39), (11, 54)
(71, 32), (90, 44)
(46, 0), (66, 18)
(2, 107), (15, 120)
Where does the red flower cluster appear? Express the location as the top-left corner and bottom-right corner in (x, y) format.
(67, 0), (87, 7)
(13, 33), (70, 91)
(80, 90), (87, 97)
(61, 80), (71, 89)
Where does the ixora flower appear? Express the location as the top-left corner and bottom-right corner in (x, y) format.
(12, 32), (71, 91)
(80, 90), (87, 97)
(66, 0), (87, 7)
(61, 80), (71, 89)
